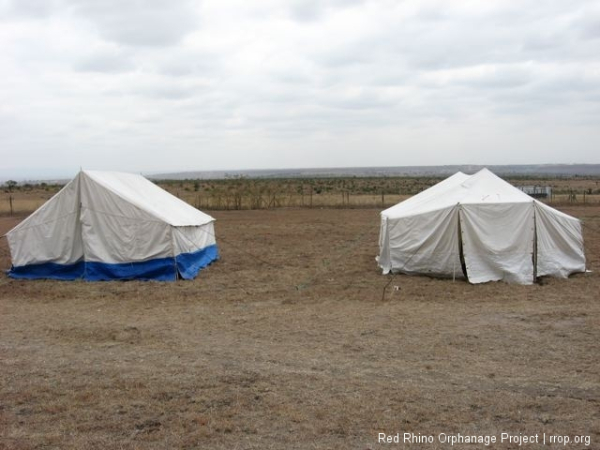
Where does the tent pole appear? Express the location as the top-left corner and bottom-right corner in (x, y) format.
(533, 203), (538, 284)
(453, 257), (456, 282)
(457, 205), (468, 282)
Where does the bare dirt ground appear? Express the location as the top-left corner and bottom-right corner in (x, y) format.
(1, 206), (599, 450)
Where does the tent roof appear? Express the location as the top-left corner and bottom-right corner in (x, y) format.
(382, 171), (469, 218)
(82, 170), (214, 227)
(382, 168), (537, 219)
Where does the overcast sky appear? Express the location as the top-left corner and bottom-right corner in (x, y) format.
(1, 0), (599, 180)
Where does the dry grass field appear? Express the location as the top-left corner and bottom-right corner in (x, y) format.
(1, 204), (599, 449)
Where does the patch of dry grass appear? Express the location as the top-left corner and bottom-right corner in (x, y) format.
(1, 207), (599, 449)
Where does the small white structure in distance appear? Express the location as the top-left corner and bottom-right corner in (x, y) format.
(518, 185), (552, 199)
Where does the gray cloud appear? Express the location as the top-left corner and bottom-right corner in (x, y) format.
(74, 48), (135, 73)
(575, 11), (600, 40)
(131, 84), (198, 101)
(1, 0), (62, 19)
(69, 0), (199, 47)
(288, 0), (365, 22)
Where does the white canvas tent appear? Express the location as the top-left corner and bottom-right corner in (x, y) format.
(377, 169), (585, 284)
(6, 170), (218, 281)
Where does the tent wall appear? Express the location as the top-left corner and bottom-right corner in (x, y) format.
(6, 175), (83, 270)
(383, 206), (464, 278)
(79, 203), (173, 264)
(172, 223), (219, 280)
(377, 216), (392, 274)
(460, 203), (535, 284)
(172, 222), (216, 255)
(535, 202), (586, 278)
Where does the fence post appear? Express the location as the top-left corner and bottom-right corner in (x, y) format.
(9, 195), (13, 215)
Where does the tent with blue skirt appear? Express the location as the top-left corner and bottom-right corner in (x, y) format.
(5, 170), (218, 281)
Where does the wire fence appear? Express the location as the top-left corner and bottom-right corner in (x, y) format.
(2, 177), (600, 215)
(2, 191), (600, 216)
(4, 193), (600, 215)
